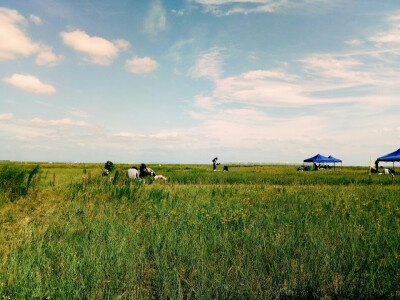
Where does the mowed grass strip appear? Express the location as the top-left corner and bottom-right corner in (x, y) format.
(0, 163), (399, 298)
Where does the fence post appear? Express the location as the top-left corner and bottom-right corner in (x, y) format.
(53, 173), (56, 186)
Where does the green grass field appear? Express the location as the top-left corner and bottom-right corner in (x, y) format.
(0, 162), (399, 298)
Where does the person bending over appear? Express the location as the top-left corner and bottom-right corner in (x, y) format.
(126, 166), (139, 180)
(139, 163), (167, 180)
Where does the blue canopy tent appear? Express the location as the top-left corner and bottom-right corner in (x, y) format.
(303, 154), (334, 170)
(328, 155), (342, 168)
(304, 154), (333, 163)
(376, 148), (400, 170)
(377, 148), (400, 162)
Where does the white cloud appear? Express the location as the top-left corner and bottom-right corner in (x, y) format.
(3, 74), (56, 95)
(246, 51), (259, 61)
(222, 3), (283, 16)
(29, 14), (41, 24)
(144, 0), (166, 35)
(190, 51), (371, 108)
(193, 95), (215, 109)
(192, 0), (333, 16)
(171, 9), (185, 16)
(35, 45), (64, 66)
(30, 117), (96, 129)
(189, 48), (222, 81)
(369, 14), (400, 44)
(345, 39), (361, 46)
(300, 49), (400, 89)
(108, 108), (327, 154)
(60, 29), (130, 65)
(190, 114), (325, 148)
(168, 39), (195, 63)
(113, 39), (131, 51)
(300, 55), (366, 82)
(0, 8), (63, 65)
(68, 108), (91, 118)
(190, 51), (399, 109)
(0, 114), (101, 156)
(0, 113), (13, 120)
(194, 0), (271, 3)
(176, 96), (400, 163)
(0, 7), (39, 60)
(211, 69), (324, 106)
(125, 56), (159, 74)
(113, 132), (145, 139)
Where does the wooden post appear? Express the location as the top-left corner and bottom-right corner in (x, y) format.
(53, 173), (56, 186)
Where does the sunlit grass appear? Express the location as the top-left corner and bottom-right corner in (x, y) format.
(0, 162), (399, 298)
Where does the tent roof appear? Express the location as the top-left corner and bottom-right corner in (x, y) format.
(303, 154), (333, 163)
(377, 148), (400, 162)
(328, 155), (342, 163)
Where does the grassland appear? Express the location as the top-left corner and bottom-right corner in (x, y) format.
(0, 162), (399, 298)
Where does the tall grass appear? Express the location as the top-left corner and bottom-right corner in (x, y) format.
(0, 164), (40, 204)
(0, 163), (399, 298)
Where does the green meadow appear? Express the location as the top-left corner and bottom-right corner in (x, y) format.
(0, 162), (399, 298)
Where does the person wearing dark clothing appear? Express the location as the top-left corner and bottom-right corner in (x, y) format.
(139, 163), (154, 177)
(212, 157), (218, 171)
(139, 163), (167, 180)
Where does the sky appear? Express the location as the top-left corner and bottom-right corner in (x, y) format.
(1, 0), (400, 165)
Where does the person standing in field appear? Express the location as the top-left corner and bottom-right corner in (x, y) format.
(212, 157), (218, 171)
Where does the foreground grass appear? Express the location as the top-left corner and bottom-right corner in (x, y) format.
(0, 163), (399, 298)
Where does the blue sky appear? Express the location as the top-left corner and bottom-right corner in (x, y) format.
(1, 0), (400, 165)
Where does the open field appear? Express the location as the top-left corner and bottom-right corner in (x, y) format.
(0, 162), (399, 298)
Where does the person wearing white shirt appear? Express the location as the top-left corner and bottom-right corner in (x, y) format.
(126, 167), (139, 180)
